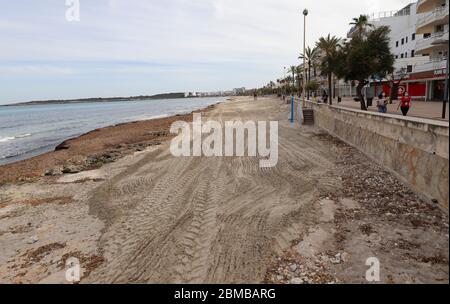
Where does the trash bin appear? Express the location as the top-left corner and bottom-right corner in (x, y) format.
(367, 97), (373, 107)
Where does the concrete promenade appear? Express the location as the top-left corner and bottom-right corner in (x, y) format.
(334, 97), (449, 121)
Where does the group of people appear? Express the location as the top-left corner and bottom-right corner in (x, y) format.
(376, 91), (411, 116)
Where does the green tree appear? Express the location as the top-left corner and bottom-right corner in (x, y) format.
(349, 15), (373, 37)
(305, 80), (320, 93)
(316, 34), (341, 105)
(296, 66), (303, 97)
(285, 75), (293, 94)
(290, 66), (297, 95)
(299, 46), (319, 99)
(336, 26), (394, 110)
(387, 67), (408, 102)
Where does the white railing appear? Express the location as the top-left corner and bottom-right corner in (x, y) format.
(415, 30), (450, 51)
(417, 0), (427, 6)
(414, 58), (448, 73)
(417, 4), (449, 28)
(368, 7), (411, 21)
(417, 0), (430, 10)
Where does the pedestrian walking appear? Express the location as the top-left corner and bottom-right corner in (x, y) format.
(322, 91), (328, 103)
(376, 92), (388, 113)
(398, 91), (412, 116)
(253, 91), (258, 101)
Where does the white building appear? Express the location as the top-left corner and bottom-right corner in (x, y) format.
(346, 1), (448, 100)
(413, 0), (449, 100)
(233, 87), (246, 95)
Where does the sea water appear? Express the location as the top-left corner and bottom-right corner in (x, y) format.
(0, 97), (224, 165)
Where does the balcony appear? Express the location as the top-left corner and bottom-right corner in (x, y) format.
(413, 58), (448, 73)
(417, 0), (446, 13)
(415, 30), (450, 54)
(416, 3), (449, 34)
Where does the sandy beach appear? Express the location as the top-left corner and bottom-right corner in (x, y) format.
(0, 104), (218, 185)
(0, 97), (448, 284)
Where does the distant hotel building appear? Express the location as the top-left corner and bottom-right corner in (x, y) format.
(233, 87), (246, 95)
(347, 0), (448, 100)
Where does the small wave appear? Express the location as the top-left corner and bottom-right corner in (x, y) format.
(0, 133), (32, 143)
(16, 133), (32, 138)
(135, 114), (170, 121)
(0, 136), (15, 143)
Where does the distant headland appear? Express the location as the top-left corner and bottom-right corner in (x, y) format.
(2, 92), (228, 107)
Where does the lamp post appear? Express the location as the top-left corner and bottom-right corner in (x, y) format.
(302, 9), (308, 108)
(443, 51), (449, 119)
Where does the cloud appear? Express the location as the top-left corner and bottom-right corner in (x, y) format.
(0, 0), (414, 104)
(0, 65), (75, 76)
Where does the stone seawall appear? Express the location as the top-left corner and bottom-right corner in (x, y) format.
(309, 102), (449, 208)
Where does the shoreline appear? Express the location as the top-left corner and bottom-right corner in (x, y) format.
(0, 102), (222, 185)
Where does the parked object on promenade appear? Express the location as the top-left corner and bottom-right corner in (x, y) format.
(398, 91), (412, 116)
(376, 92), (388, 113)
(322, 91), (328, 104)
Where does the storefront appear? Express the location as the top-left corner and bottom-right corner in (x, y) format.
(368, 79), (426, 100)
(407, 68), (448, 101)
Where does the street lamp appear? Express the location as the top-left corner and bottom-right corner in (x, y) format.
(302, 9), (308, 108)
(443, 53), (449, 119)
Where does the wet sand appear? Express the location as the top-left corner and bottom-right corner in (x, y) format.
(0, 104), (217, 185)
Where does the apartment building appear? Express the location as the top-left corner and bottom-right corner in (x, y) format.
(412, 0), (449, 100)
(345, 1), (448, 100)
(353, 3), (431, 99)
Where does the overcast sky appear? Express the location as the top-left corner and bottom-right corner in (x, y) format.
(0, 0), (413, 104)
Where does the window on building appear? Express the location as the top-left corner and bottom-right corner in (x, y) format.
(412, 33), (416, 40)
(406, 36), (408, 43)
(407, 65), (413, 73)
(411, 50), (415, 57)
(401, 38), (405, 45)
(405, 52), (408, 58)
(395, 55), (399, 59)
(401, 54), (404, 58)
(436, 25), (444, 32)
(424, 33), (431, 38)
(396, 41), (399, 47)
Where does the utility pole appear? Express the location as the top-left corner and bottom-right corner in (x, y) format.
(432, 38), (449, 119)
(443, 51), (449, 119)
(283, 66), (287, 101)
(302, 9), (308, 108)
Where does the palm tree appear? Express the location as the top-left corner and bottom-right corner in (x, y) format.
(299, 46), (319, 99)
(296, 66), (303, 97)
(316, 34), (341, 105)
(285, 76), (293, 94)
(349, 15), (373, 37)
(276, 79), (282, 96)
(290, 66), (297, 95)
(268, 81), (276, 94)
